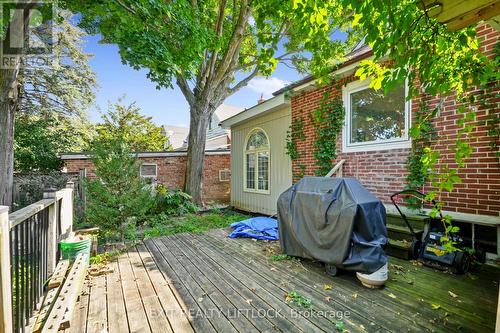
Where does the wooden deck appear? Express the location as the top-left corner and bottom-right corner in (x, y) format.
(68, 229), (499, 333)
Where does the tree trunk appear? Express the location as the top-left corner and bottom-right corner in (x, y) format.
(0, 68), (19, 208)
(184, 108), (211, 205)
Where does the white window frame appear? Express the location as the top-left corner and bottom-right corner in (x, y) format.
(342, 79), (411, 153)
(140, 163), (158, 178)
(243, 128), (271, 194)
(219, 169), (231, 182)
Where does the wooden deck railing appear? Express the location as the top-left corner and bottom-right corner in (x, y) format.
(325, 159), (346, 178)
(0, 185), (74, 333)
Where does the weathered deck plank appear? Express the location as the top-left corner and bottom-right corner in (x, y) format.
(151, 237), (239, 332)
(207, 228), (498, 333)
(158, 237), (259, 333)
(86, 273), (107, 333)
(106, 260), (129, 333)
(144, 238), (217, 333)
(117, 252), (152, 333)
(71, 229), (498, 333)
(127, 247), (173, 333)
(169, 234), (285, 332)
(135, 243), (195, 333)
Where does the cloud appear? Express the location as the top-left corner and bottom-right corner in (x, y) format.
(247, 77), (289, 99)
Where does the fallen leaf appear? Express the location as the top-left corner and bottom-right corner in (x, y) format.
(448, 291), (458, 298)
(352, 293), (358, 299)
(323, 284), (333, 290)
(431, 303), (441, 310)
(250, 288), (256, 293)
(324, 296), (332, 302)
(245, 299), (252, 305)
(388, 293), (397, 299)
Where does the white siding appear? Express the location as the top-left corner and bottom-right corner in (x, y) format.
(230, 106), (292, 215)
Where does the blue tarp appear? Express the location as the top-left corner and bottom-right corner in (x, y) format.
(228, 217), (279, 240)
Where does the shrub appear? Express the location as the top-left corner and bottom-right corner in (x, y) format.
(154, 184), (197, 216)
(85, 138), (155, 240)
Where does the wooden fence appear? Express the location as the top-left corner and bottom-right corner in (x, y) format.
(0, 184), (74, 333)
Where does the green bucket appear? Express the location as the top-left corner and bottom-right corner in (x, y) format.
(60, 236), (91, 263)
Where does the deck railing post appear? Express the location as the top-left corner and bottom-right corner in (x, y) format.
(58, 187), (74, 237)
(43, 188), (58, 275)
(0, 206), (13, 333)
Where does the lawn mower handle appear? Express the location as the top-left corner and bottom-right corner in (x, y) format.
(390, 189), (438, 239)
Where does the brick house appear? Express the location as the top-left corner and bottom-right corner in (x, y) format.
(222, 23), (499, 256)
(61, 150), (231, 203)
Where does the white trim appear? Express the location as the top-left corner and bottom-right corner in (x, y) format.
(219, 169), (231, 182)
(342, 79), (411, 153)
(220, 94), (289, 128)
(287, 54), (376, 95)
(384, 204), (500, 226)
(140, 163), (157, 178)
(243, 128), (271, 195)
(60, 150), (231, 160)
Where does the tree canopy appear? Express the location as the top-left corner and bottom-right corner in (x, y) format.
(92, 101), (168, 152)
(14, 10), (96, 173)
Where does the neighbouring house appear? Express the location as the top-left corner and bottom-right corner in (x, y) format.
(61, 150), (231, 203)
(221, 23), (499, 258)
(162, 125), (189, 150)
(162, 104), (244, 151)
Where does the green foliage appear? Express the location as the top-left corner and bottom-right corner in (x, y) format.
(62, 1), (358, 89)
(14, 114), (92, 172)
(405, 101), (437, 209)
(19, 10), (97, 118)
(285, 117), (305, 161)
(92, 101), (167, 152)
(342, 1), (497, 98)
(14, 10), (96, 173)
(310, 93), (345, 176)
(90, 249), (122, 265)
(84, 138), (155, 240)
(12, 172), (73, 210)
(143, 211), (248, 239)
(285, 291), (312, 308)
(154, 185), (198, 216)
(269, 254), (296, 262)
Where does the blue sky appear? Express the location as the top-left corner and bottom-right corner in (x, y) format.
(84, 34), (305, 127)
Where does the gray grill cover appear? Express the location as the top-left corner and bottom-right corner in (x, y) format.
(277, 177), (388, 273)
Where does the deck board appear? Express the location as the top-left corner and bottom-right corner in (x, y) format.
(67, 229), (498, 332)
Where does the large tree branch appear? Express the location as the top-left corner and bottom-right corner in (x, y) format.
(200, 0), (228, 89)
(176, 76), (195, 108)
(212, 0), (249, 87)
(228, 65), (259, 95)
(113, 0), (137, 15)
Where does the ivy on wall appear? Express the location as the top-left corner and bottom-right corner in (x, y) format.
(285, 91), (345, 179)
(285, 116), (306, 181)
(311, 92), (345, 176)
(405, 100), (437, 209)
(285, 117), (305, 161)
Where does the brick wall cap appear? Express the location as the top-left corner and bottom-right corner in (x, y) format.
(60, 149), (230, 160)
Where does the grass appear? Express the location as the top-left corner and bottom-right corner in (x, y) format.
(142, 209), (249, 239)
(285, 290), (312, 308)
(269, 254), (297, 261)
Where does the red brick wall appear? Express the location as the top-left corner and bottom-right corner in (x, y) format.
(63, 153), (230, 203)
(291, 24), (499, 216)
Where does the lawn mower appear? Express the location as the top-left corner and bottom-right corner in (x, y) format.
(390, 190), (484, 274)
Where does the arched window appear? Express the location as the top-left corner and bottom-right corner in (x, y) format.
(244, 128), (270, 192)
